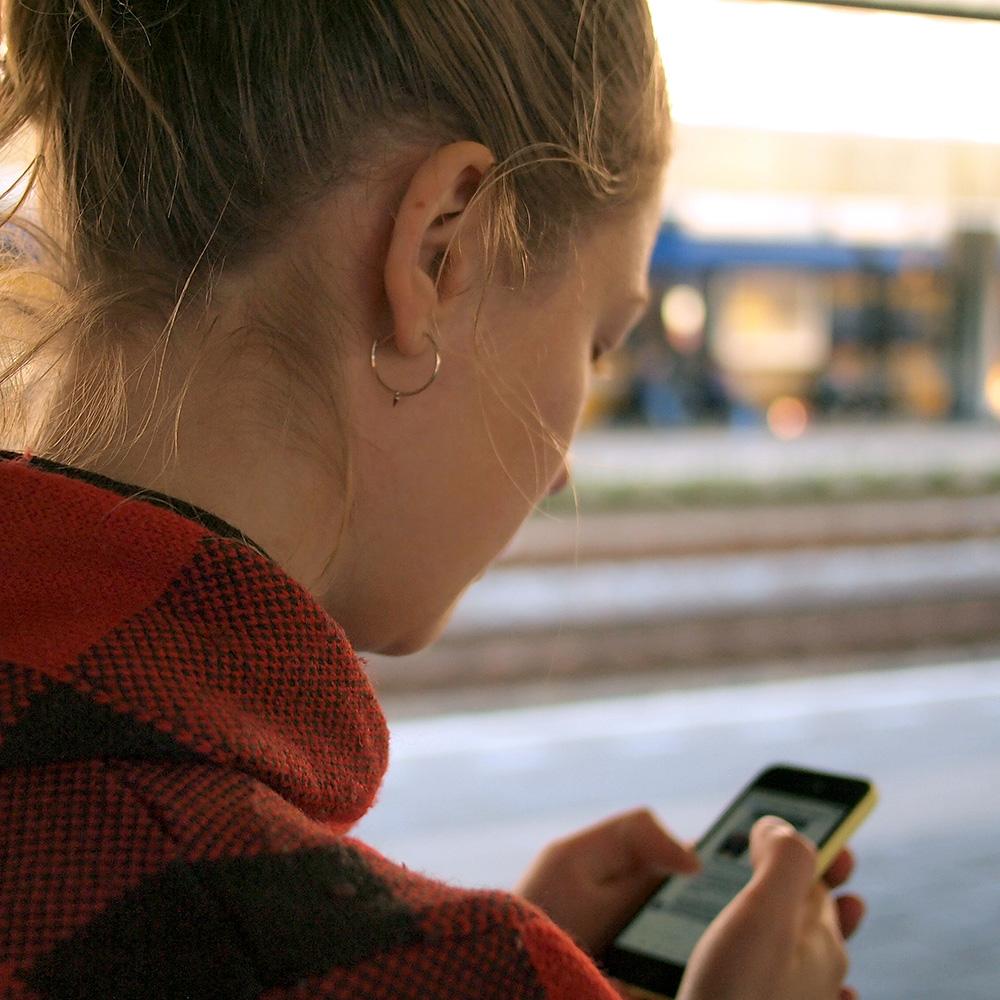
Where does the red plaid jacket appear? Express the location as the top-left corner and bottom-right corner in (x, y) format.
(0, 452), (619, 1000)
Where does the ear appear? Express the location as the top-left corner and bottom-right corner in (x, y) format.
(384, 141), (495, 358)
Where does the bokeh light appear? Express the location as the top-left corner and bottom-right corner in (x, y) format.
(660, 285), (707, 354)
(767, 396), (810, 440)
(986, 364), (1000, 419)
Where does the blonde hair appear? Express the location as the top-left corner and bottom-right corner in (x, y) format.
(0, 0), (669, 480)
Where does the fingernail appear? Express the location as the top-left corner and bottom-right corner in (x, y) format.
(757, 815), (795, 833)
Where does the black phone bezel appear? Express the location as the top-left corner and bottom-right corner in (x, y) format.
(599, 764), (872, 998)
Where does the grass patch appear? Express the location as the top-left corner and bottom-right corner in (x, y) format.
(535, 470), (1000, 515)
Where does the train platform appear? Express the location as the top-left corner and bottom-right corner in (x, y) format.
(365, 421), (1000, 695)
(556, 419), (1000, 504)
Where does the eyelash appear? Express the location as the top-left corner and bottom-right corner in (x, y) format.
(593, 308), (644, 368)
(591, 343), (608, 366)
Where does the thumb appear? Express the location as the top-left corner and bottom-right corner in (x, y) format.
(615, 808), (701, 878)
(748, 816), (817, 904)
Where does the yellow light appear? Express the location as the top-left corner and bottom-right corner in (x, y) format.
(767, 397), (810, 441)
(986, 365), (1000, 419)
(661, 285), (706, 354)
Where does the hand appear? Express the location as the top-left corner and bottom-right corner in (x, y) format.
(676, 816), (866, 1000)
(515, 807), (700, 956)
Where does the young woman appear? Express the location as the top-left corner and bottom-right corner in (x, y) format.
(0, 2), (865, 997)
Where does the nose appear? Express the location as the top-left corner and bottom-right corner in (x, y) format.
(547, 456), (572, 497)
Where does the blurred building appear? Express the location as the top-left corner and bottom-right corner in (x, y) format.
(3, 2), (999, 435)
(587, 0), (1000, 432)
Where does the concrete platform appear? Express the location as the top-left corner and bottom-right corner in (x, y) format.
(367, 535), (1000, 693)
(366, 424), (1000, 693)
(564, 422), (1000, 491)
(357, 656), (1000, 1000)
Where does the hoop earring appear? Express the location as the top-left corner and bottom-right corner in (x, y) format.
(370, 332), (442, 407)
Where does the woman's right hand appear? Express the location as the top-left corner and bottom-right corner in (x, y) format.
(675, 816), (864, 1000)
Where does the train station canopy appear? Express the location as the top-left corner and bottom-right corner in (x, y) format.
(770, 1), (1000, 18)
(650, 0), (1000, 241)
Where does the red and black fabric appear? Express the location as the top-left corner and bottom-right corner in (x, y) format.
(0, 452), (619, 999)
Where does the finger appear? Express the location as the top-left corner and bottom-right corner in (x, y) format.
(749, 816), (816, 902)
(609, 977), (641, 999)
(835, 893), (867, 939)
(802, 878), (836, 932)
(613, 807), (701, 878)
(823, 847), (856, 889)
(562, 808), (700, 882)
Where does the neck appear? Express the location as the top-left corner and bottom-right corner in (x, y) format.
(37, 313), (349, 599)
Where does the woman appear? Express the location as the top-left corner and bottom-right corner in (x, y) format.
(0, 2), (864, 997)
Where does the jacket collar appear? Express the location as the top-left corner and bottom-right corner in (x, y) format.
(0, 452), (388, 826)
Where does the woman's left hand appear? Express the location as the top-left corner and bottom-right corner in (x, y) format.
(515, 807), (701, 957)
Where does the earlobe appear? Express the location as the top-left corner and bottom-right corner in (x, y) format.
(383, 142), (494, 358)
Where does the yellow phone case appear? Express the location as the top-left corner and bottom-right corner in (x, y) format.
(814, 783), (879, 875)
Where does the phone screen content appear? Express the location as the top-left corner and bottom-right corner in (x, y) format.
(613, 787), (850, 966)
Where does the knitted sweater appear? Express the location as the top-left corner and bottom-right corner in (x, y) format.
(0, 452), (620, 1000)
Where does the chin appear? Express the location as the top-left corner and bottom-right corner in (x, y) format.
(371, 600), (459, 657)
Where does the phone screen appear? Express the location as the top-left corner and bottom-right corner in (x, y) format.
(613, 785), (853, 967)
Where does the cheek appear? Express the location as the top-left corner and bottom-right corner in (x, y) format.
(545, 352), (591, 437)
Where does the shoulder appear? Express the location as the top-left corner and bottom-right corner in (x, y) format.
(266, 837), (622, 1000)
(3, 767), (617, 1000)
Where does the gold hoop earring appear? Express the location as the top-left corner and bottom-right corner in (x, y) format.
(370, 332), (442, 407)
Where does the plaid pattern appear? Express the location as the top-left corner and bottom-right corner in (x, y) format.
(0, 455), (619, 999)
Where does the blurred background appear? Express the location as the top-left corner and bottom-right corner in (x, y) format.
(5, 1), (998, 996)
(360, 4), (1000, 999)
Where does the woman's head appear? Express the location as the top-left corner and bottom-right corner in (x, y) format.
(0, 0), (670, 653)
(2, 0), (668, 298)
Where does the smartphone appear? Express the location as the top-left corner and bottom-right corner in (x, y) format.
(601, 763), (878, 1000)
